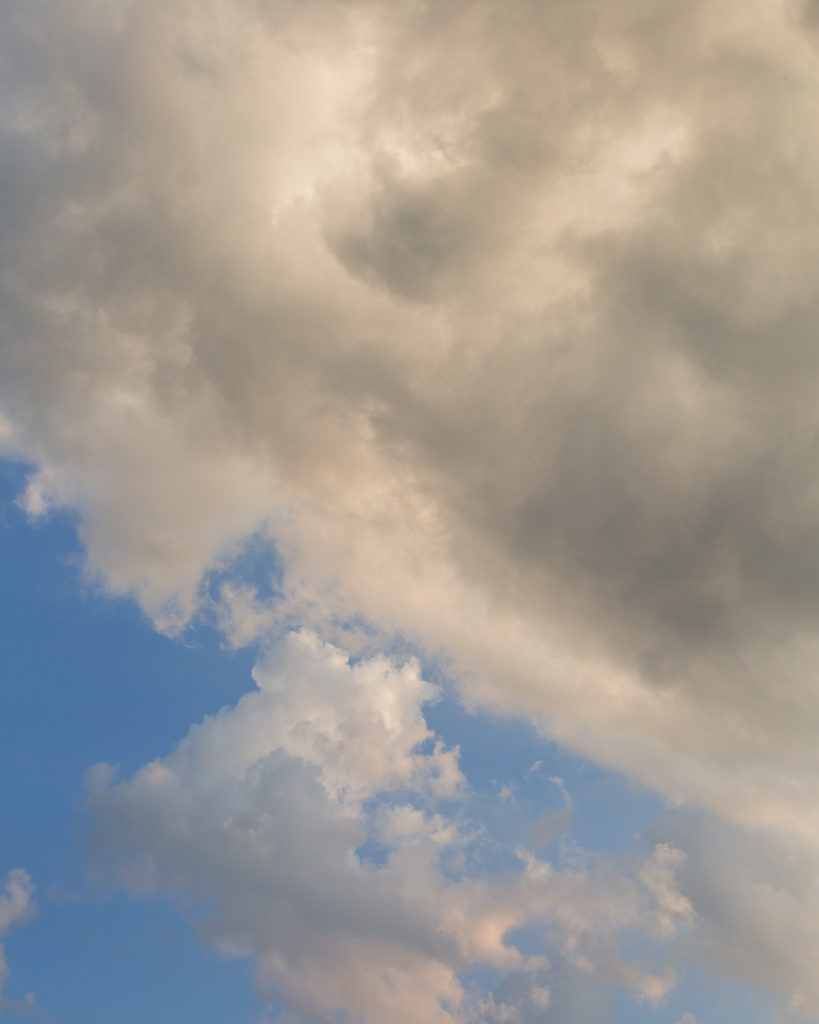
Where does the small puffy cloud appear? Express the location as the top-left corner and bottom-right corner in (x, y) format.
(0, 870), (34, 937)
(166, 629), (463, 806)
(0, 869), (35, 1002)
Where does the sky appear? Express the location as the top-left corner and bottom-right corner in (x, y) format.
(1, 0), (819, 1020)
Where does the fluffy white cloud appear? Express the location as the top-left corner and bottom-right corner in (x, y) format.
(88, 633), (693, 1023)
(4, 0), (819, 1016)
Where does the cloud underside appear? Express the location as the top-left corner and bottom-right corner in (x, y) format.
(3, 0), (819, 1018)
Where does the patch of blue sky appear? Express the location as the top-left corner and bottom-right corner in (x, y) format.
(2, 892), (261, 1024)
(197, 525), (285, 609)
(423, 687), (667, 856)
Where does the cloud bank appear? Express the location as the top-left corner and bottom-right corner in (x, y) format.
(3, 0), (819, 1017)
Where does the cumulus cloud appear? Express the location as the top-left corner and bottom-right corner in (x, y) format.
(88, 633), (693, 1023)
(3, 0), (819, 1016)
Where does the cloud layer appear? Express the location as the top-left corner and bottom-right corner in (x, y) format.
(3, 0), (819, 1017)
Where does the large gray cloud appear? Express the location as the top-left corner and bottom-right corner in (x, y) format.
(3, 0), (819, 1015)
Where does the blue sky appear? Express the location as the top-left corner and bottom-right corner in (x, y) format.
(3, 1), (819, 1021)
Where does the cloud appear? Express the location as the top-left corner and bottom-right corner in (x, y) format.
(0, 869), (35, 1002)
(214, 582), (279, 650)
(1, 0), (817, 834)
(88, 633), (693, 1023)
(3, 0), (819, 1015)
(649, 809), (819, 1019)
(0, 871), (33, 938)
(474, 973), (552, 1024)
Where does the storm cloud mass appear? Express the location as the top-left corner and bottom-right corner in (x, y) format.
(3, 0), (819, 1019)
